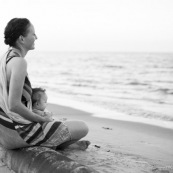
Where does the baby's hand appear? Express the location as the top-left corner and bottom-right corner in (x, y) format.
(43, 111), (53, 117)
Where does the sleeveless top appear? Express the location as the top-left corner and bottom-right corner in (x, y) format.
(6, 49), (32, 107)
(0, 50), (70, 149)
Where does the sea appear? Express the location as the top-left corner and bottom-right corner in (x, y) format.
(27, 51), (173, 129)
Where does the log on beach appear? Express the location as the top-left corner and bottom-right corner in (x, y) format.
(1, 146), (97, 173)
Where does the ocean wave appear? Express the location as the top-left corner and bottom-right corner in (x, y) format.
(80, 98), (173, 122)
(71, 83), (97, 88)
(153, 88), (173, 95)
(104, 65), (123, 69)
(126, 81), (149, 86)
(154, 80), (173, 84)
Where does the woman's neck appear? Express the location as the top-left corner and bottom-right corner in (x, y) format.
(10, 46), (28, 57)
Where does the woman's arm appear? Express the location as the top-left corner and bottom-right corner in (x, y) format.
(7, 58), (52, 123)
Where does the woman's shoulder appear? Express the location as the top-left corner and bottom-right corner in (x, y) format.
(6, 57), (27, 76)
(6, 50), (19, 62)
(8, 57), (27, 70)
(7, 52), (27, 65)
(6, 49), (26, 64)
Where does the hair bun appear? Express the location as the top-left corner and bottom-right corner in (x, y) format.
(4, 37), (12, 45)
(4, 18), (30, 47)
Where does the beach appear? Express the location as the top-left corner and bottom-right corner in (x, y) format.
(1, 51), (173, 172)
(0, 103), (173, 173)
(48, 103), (173, 173)
(1, 0), (173, 171)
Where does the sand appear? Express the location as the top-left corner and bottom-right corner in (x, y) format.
(0, 103), (173, 173)
(48, 103), (173, 173)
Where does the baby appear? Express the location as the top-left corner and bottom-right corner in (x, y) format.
(31, 87), (53, 117)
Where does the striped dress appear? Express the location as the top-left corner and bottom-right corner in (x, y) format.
(0, 50), (71, 149)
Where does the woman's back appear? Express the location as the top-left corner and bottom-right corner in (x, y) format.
(6, 49), (32, 107)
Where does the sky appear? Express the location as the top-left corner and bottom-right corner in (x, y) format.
(0, 0), (173, 52)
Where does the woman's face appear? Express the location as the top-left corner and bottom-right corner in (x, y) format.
(23, 23), (37, 50)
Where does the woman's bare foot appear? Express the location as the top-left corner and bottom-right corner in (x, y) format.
(67, 140), (91, 150)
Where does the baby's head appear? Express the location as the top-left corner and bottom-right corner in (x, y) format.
(32, 88), (48, 111)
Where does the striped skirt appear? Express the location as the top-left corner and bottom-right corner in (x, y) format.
(0, 108), (71, 149)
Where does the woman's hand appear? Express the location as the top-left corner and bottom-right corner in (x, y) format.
(33, 110), (54, 123)
(40, 112), (54, 122)
(41, 115), (54, 122)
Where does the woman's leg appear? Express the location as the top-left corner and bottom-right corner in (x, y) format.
(64, 120), (89, 140)
(56, 120), (90, 150)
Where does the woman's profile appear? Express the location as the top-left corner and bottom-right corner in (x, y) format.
(0, 18), (90, 150)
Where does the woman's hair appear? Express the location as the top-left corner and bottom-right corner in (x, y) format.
(31, 88), (46, 107)
(4, 18), (31, 47)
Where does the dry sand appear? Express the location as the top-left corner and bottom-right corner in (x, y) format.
(0, 103), (173, 173)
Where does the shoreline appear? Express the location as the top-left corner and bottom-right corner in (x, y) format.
(46, 90), (173, 130)
(48, 102), (173, 135)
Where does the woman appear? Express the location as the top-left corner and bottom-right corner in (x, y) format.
(0, 18), (90, 150)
